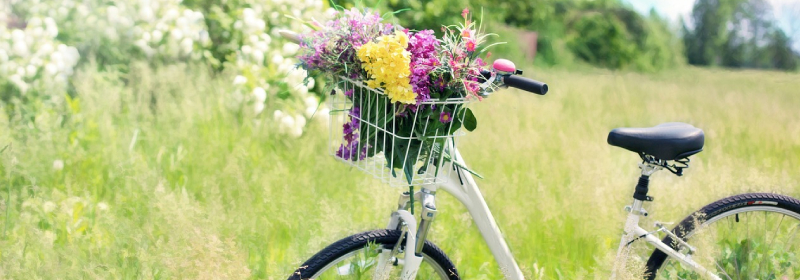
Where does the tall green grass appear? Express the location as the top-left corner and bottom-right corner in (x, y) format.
(0, 64), (798, 279)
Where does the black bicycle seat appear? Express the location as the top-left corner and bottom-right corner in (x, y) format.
(607, 122), (705, 160)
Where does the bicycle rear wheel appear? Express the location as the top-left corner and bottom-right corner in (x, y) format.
(288, 229), (459, 280)
(645, 193), (800, 279)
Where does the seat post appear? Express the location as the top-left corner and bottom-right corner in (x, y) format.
(633, 163), (662, 202)
(633, 175), (652, 201)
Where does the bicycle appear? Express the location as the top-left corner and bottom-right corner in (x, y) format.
(280, 31), (800, 280)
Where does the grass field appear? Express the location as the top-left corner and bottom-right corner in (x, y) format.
(0, 64), (798, 279)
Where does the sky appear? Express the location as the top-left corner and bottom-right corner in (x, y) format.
(622, 0), (800, 50)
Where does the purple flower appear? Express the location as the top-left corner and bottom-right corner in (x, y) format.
(336, 140), (367, 161)
(297, 9), (394, 76)
(439, 111), (453, 123)
(349, 106), (360, 118)
(407, 30), (440, 107)
(344, 89), (354, 97)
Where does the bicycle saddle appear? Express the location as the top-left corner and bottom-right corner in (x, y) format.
(607, 122), (704, 160)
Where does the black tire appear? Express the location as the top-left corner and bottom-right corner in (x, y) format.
(288, 229), (459, 280)
(644, 192), (800, 279)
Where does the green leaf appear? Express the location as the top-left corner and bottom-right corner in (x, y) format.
(463, 108), (477, 131)
(0, 144), (8, 154)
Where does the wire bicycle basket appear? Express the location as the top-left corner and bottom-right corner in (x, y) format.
(329, 76), (470, 187)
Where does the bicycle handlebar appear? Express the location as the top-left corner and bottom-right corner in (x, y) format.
(502, 75), (548, 95)
(479, 69), (549, 95)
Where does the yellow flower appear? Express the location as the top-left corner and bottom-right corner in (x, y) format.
(356, 31), (416, 104)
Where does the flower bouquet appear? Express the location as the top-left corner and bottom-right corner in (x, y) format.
(295, 8), (497, 186)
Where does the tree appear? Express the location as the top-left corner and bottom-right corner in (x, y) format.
(767, 29), (798, 70)
(684, 0), (798, 71)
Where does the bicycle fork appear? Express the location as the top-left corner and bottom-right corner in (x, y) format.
(374, 189), (438, 280)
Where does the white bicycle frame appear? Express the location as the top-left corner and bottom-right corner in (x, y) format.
(275, 30), (723, 279)
(381, 144), (723, 280)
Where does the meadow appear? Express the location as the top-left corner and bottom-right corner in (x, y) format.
(1, 64), (799, 279)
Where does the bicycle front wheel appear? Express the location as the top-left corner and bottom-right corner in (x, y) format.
(645, 193), (800, 279)
(288, 229), (459, 280)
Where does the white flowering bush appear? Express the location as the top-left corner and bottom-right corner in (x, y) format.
(6, 0), (210, 65)
(0, 17), (80, 120)
(105, 0), (210, 61)
(2, 0), (331, 136)
(210, 0), (330, 137)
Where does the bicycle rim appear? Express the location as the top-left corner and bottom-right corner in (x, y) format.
(310, 245), (451, 280)
(654, 206), (800, 279)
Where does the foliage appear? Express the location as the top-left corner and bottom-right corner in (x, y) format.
(335, 0), (683, 70)
(684, 0), (799, 71)
(566, 12), (637, 69)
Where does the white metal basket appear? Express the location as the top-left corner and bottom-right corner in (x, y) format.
(328, 76), (470, 187)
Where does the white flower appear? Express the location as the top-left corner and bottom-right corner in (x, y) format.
(254, 19), (266, 30)
(271, 54), (283, 65)
(139, 7), (154, 22)
(252, 50), (264, 64)
(165, 8), (179, 20)
(97, 202), (109, 211)
(16, 67), (26, 76)
(295, 114), (306, 128)
(53, 159), (64, 170)
(171, 29), (183, 41)
(0, 49), (8, 63)
(142, 32), (151, 42)
(25, 65), (37, 78)
(44, 17), (58, 37)
(39, 43), (54, 56)
(11, 29), (25, 42)
(255, 41), (269, 52)
(290, 126), (303, 138)
(175, 17), (187, 29)
(278, 115), (295, 133)
(9, 75), (28, 93)
(45, 63), (58, 75)
(180, 37), (193, 54)
(241, 45), (252, 55)
(306, 78), (315, 89)
(304, 96), (318, 108)
(261, 33), (272, 45)
(282, 43), (299, 55)
(305, 105), (316, 118)
(233, 75), (247, 86)
(254, 102), (265, 114)
(273, 109), (284, 120)
(12, 41), (28, 56)
(243, 8), (255, 19)
(152, 30), (163, 42)
(316, 107), (330, 123)
(107, 6), (119, 22)
(252, 87), (267, 102)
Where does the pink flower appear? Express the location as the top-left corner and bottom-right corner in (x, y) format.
(466, 39), (476, 52)
(461, 8), (469, 19)
(461, 29), (474, 38)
